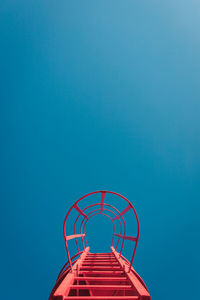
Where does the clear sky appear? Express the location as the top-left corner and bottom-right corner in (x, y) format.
(1, 1), (200, 299)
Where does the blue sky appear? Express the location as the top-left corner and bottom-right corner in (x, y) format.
(1, 1), (200, 299)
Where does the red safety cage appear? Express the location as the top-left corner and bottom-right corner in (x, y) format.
(49, 190), (151, 300)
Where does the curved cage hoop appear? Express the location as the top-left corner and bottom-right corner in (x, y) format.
(63, 191), (140, 272)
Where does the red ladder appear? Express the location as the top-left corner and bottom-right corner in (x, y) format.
(49, 191), (151, 300)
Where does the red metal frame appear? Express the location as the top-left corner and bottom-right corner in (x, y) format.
(49, 190), (151, 300)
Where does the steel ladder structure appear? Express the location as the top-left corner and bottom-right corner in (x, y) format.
(49, 191), (151, 300)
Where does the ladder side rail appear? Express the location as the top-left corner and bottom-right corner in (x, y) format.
(57, 251), (83, 280)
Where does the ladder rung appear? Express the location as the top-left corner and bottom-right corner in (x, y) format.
(82, 263), (119, 266)
(85, 258), (116, 260)
(80, 266), (121, 270)
(87, 255), (113, 257)
(85, 256), (116, 260)
(86, 258), (115, 260)
(86, 257), (114, 258)
(84, 260), (117, 263)
(87, 254), (114, 257)
(84, 260), (117, 262)
(79, 271), (123, 274)
(87, 253), (113, 256)
(89, 252), (112, 254)
(74, 276), (128, 281)
(65, 296), (139, 300)
(70, 284), (132, 290)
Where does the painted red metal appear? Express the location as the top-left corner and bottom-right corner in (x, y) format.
(49, 191), (151, 300)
